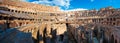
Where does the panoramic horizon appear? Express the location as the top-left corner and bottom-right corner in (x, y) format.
(0, 0), (120, 43)
(20, 0), (120, 10)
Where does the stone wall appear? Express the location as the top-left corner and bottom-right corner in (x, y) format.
(0, 0), (60, 12)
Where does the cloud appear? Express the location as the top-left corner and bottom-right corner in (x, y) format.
(91, 0), (94, 2)
(30, 0), (71, 9)
(62, 8), (88, 12)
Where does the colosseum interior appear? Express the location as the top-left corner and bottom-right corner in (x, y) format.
(0, 0), (120, 43)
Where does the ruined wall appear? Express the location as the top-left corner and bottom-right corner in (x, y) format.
(0, 0), (60, 12)
(67, 7), (120, 27)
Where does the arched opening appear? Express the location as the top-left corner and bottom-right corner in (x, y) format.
(113, 23), (115, 26)
(32, 30), (40, 43)
(107, 18), (109, 21)
(19, 23), (22, 26)
(11, 10), (14, 12)
(15, 10), (17, 12)
(110, 18), (112, 21)
(18, 11), (20, 13)
(8, 9), (10, 11)
(59, 34), (64, 41)
(111, 35), (114, 43)
(115, 39), (117, 43)
(43, 27), (47, 43)
(93, 26), (98, 37)
(26, 22), (29, 24)
(113, 18), (116, 21)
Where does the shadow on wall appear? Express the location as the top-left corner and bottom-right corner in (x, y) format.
(35, 27), (68, 43)
(0, 24), (68, 43)
(0, 28), (33, 43)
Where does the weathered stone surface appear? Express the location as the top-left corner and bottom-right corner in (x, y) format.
(0, 0), (120, 43)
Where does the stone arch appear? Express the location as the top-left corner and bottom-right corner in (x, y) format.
(18, 11), (21, 13)
(11, 10), (14, 12)
(111, 34), (114, 43)
(92, 25), (98, 37)
(15, 10), (17, 12)
(8, 9), (11, 11)
(19, 22), (22, 26)
(59, 34), (64, 41)
(115, 39), (117, 43)
(22, 11), (24, 13)
(27, 30), (30, 32)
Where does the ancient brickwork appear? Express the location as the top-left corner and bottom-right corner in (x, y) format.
(0, 0), (120, 43)
(67, 7), (120, 27)
(66, 7), (120, 43)
(0, 0), (67, 43)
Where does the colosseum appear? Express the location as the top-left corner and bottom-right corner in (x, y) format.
(0, 0), (120, 43)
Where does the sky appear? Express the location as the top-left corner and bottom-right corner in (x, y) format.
(21, 0), (120, 10)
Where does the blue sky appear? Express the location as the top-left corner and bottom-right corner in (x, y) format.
(22, 0), (120, 10)
(69, 0), (120, 10)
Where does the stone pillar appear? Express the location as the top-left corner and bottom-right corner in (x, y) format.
(39, 29), (44, 43)
(46, 23), (51, 36)
(44, 23), (52, 43)
(39, 23), (46, 43)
